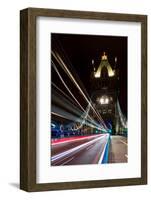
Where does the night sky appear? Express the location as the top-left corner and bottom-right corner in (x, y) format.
(51, 33), (127, 117)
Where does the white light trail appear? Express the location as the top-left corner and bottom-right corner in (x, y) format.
(52, 61), (85, 113)
(52, 134), (104, 146)
(52, 82), (99, 128)
(52, 61), (105, 131)
(51, 135), (106, 162)
(52, 82), (79, 107)
(52, 52), (108, 130)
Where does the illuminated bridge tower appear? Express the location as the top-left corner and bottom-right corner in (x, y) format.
(90, 52), (119, 135)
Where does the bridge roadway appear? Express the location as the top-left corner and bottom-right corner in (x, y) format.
(51, 134), (109, 166)
(51, 134), (127, 166)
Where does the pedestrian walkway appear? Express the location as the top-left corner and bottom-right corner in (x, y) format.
(108, 135), (128, 163)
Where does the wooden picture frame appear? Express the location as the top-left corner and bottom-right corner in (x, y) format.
(20, 8), (147, 192)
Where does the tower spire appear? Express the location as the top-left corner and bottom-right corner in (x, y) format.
(102, 51), (107, 60)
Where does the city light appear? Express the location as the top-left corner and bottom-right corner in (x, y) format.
(99, 96), (109, 105)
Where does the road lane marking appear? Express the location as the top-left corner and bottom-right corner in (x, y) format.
(51, 135), (106, 162)
(61, 157), (75, 165)
(119, 140), (127, 146)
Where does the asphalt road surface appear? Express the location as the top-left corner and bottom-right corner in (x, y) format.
(51, 134), (109, 166)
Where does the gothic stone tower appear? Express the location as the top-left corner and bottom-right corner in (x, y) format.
(90, 52), (119, 135)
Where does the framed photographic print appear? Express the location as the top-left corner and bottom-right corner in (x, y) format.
(20, 8), (147, 191)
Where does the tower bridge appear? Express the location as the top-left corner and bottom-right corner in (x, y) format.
(51, 37), (127, 165)
(90, 52), (127, 135)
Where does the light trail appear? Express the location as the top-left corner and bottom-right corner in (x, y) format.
(52, 83), (99, 127)
(51, 111), (70, 120)
(51, 135), (106, 162)
(52, 83), (99, 128)
(52, 134), (105, 146)
(52, 61), (86, 116)
(52, 109), (104, 132)
(56, 53), (106, 128)
(53, 154), (73, 165)
(86, 144), (94, 150)
(52, 82), (80, 108)
(52, 61), (105, 130)
(52, 51), (108, 130)
(54, 51), (104, 123)
(61, 157), (75, 165)
(52, 93), (102, 131)
(52, 90), (85, 120)
(52, 50), (107, 130)
(52, 106), (88, 123)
